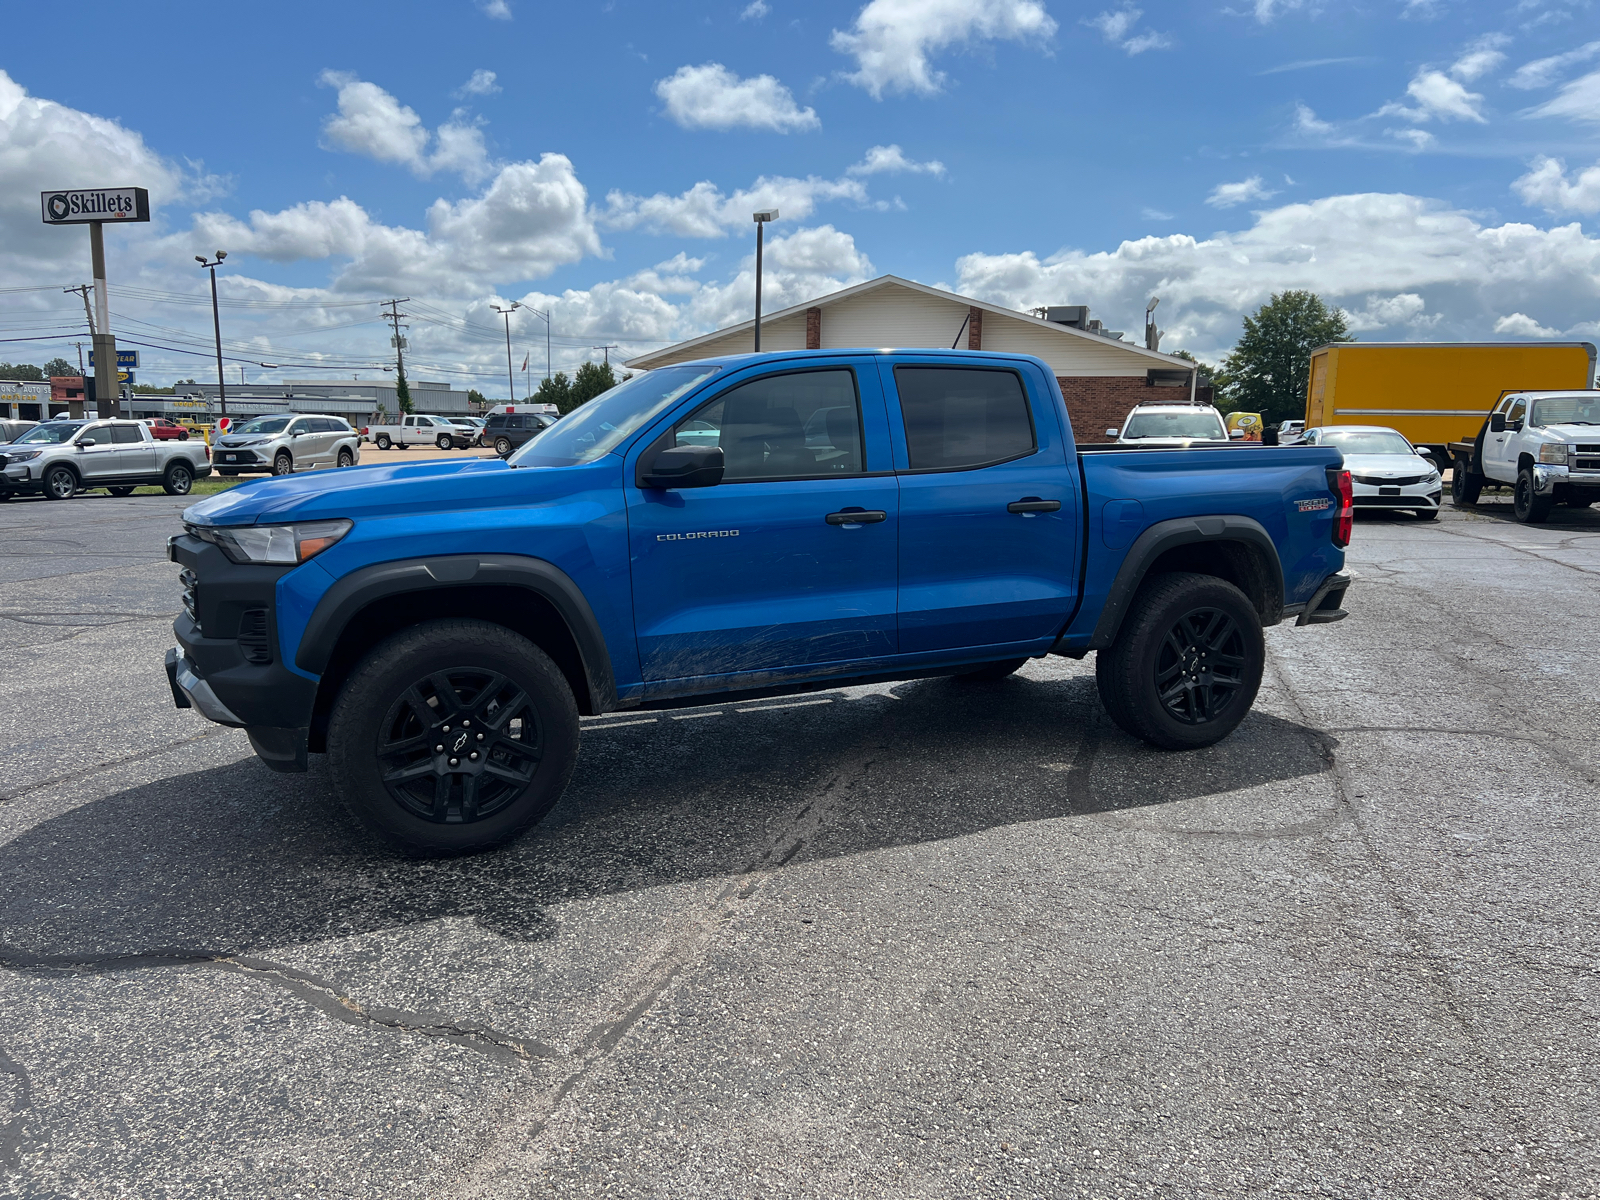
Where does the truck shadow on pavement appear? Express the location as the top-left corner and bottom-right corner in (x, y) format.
(0, 673), (1335, 969)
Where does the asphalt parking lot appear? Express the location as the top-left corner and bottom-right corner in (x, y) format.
(1, 488), (1597, 1199)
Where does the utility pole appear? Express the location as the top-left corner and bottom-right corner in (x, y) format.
(523, 304), (553, 380)
(492, 302), (523, 401)
(751, 209), (778, 352)
(592, 344), (618, 367)
(381, 298), (411, 414)
(196, 252), (228, 421)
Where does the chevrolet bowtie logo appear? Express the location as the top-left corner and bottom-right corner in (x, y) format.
(453, 733), (469, 752)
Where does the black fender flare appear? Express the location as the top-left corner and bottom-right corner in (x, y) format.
(1085, 515), (1283, 650)
(295, 553), (617, 712)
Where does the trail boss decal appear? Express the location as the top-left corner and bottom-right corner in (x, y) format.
(1296, 497), (1332, 512)
(657, 530), (740, 541)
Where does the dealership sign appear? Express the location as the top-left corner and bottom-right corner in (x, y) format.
(40, 187), (150, 225)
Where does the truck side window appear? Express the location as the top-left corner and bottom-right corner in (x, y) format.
(893, 366), (1036, 470)
(1506, 398), (1527, 425)
(111, 425), (142, 444)
(674, 369), (862, 482)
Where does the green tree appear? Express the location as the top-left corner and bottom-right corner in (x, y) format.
(395, 365), (414, 414)
(1217, 291), (1353, 425)
(42, 357), (75, 377)
(0, 362), (45, 381)
(534, 372), (572, 413)
(568, 361), (618, 413)
(467, 388), (487, 411)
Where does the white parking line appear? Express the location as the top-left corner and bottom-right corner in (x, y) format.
(735, 698), (834, 713)
(581, 718), (660, 731)
(670, 711), (724, 720)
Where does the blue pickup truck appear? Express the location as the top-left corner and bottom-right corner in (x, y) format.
(166, 349), (1352, 853)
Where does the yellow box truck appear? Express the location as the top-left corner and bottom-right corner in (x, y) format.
(1304, 341), (1596, 465)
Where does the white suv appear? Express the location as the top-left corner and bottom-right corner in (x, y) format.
(1111, 402), (1231, 446)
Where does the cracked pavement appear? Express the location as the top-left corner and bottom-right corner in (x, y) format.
(1, 488), (1597, 1198)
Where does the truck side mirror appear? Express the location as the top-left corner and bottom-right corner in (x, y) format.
(1105, 428), (1119, 438)
(1489, 412), (1506, 433)
(640, 444), (725, 489)
(1230, 429), (1246, 439)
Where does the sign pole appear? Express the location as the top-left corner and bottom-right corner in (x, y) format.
(89, 221), (118, 420)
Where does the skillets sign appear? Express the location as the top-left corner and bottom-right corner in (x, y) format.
(40, 187), (150, 225)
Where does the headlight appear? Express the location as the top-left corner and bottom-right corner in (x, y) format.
(1424, 471), (1440, 484)
(191, 519), (352, 564)
(1538, 443), (1568, 465)
(10, 450), (42, 461)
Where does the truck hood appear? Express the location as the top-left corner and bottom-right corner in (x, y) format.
(1538, 422), (1600, 440)
(182, 456), (616, 527)
(1340, 452), (1437, 477)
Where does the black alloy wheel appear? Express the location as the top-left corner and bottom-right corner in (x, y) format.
(273, 453), (293, 476)
(1513, 466), (1553, 524)
(43, 465), (77, 500)
(337, 448), (354, 468)
(494, 436), (513, 457)
(163, 463), (194, 496)
(1152, 607), (1248, 726)
(327, 619), (580, 854)
(1096, 571), (1265, 750)
(1451, 466), (1482, 506)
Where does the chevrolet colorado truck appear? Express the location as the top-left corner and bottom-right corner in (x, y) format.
(165, 349), (1353, 854)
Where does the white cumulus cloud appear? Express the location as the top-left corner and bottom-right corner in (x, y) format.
(1449, 35), (1508, 83)
(1494, 312), (1562, 337)
(1085, 6), (1171, 54)
(1206, 176), (1276, 208)
(654, 63), (820, 132)
(1527, 70), (1600, 124)
(481, 0), (511, 18)
(318, 71), (492, 181)
(1341, 293), (1434, 331)
(1396, 69), (1489, 122)
(847, 144), (946, 175)
(602, 172), (876, 238)
(1508, 40), (1600, 89)
(1512, 155), (1600, 213)
(831, 0), (1057, 98)
(457, 69), (501, 97)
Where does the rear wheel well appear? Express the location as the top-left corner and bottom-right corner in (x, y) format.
(308, 584), (595, 753)
(1140, 540), (1282, 625)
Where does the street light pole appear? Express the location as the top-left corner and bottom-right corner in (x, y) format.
(196, 252), (228, 420)
(492, 302), (523, 402)
(752, 209), (777, 352)
(522, 304), (552, 380)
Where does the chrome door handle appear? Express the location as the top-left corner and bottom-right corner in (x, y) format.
(1007, 498), (1061, 513)
(825, 508), (887, 525)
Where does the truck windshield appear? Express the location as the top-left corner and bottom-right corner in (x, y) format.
(15, 423), (85, 444)
(508, 365), (722, 467)
(1320, 430), (1413, 455)
(1123, 412), (1226, 439)
(1530, 396), (1600, 426)
(232, 416), (292, 435)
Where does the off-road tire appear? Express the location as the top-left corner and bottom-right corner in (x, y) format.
(337, 448), (354, 468)
(162, 462), (194, 496)
(1451, 465), (1483, 506)
(958, 658), (1029, 681)
(107, 486), (136, 497)
(494, 436), (514, 457)
(273, 453), (293, 477)
(1094, 571), (1265, 750)
(375, 433), (392, 450)
(42, 464), (78, 500)
(1513, 465), (1553, 524)
(326, 619), (581, 855)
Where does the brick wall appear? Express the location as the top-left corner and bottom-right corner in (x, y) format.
(967, 306), (982, 350)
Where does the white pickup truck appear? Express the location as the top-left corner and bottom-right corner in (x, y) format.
(364, 414), (473, 451)
(1450, 390), (1600, 522)
(2, 418), (211, 500)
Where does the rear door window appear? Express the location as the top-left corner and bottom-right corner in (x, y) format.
(111, 425), (142, 444)
(892, 366), (1036, 470)
(673, 369), (863, 482)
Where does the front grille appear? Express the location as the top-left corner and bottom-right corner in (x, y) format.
(179, 567), (200, 632)
(1576, 444), (1600, 453)
(1354, 473), (1426, 486)
(238, 608), (272, 664)
(1575, 458), (1600, 471)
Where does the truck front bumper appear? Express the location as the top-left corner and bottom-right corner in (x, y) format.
(1532, 464), (1600, 495)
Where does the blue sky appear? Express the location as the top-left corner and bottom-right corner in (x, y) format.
(4, 0), (1600, 394)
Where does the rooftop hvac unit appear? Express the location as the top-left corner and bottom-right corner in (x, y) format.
(1046, 305), (1088, 328)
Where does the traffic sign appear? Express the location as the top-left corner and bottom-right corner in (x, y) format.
(88, 349), (140, 370)
(40, 187), (150, 225)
